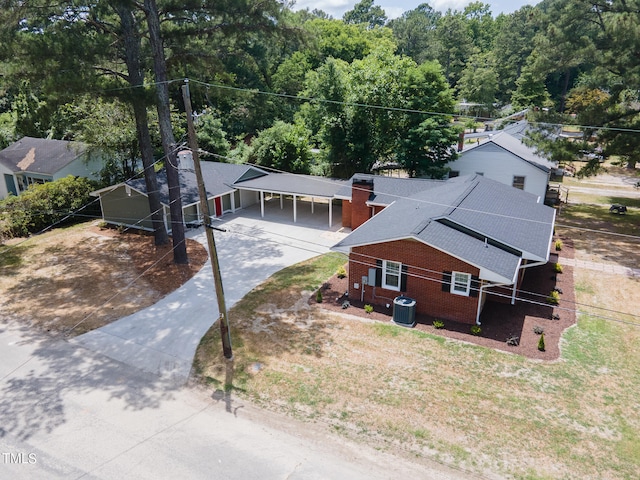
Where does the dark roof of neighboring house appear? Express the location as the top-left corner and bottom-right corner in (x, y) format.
(125, 161), (268, 206)
(459, 130), (557, 173)
(501, 120), (530, 140)
(235, 171), (345, 198)
(333, 175), (555, 284)
(0, 137), (89, 175)
(335, 173), (443, 205)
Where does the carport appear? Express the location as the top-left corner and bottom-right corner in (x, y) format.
(234, 173), (345, 228)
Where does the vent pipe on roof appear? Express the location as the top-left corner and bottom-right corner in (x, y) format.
(484, 238), (488, 248)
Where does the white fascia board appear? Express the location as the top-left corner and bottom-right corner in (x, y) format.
(234, 185), (334, 198)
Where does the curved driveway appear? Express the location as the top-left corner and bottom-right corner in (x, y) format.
(72, 202), (348, 384)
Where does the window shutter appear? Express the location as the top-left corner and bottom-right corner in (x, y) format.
(470, 275), (480, 297)
(400, 265), (408, 292)
(442, 271), (452, 292)
(375, 259), (382, 287)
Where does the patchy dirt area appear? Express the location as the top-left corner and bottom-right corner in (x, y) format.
(0, 221), (207, 336)
(314, 234), (575, 361)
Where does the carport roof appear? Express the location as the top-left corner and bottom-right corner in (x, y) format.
(234, 172), (346, 198)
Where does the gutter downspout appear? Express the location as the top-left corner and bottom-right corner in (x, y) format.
(512, 259), (548, 304)
(476, 281), (511, 325)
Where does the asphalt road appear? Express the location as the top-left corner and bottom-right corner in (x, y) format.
(0, 321), (478, 480)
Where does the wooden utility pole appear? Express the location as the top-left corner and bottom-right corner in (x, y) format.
(182, 79), (233, 359)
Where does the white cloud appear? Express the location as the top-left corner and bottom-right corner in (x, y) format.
(429, 0), (472, 11)
(293, 0), (351, 16)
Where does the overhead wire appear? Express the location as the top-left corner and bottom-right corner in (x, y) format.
(1, 76), (638, 336)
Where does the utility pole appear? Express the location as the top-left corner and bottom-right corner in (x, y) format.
(182, 79), (233, 359)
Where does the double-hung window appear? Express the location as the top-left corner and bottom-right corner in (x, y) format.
(382, 260), (401, 291)
(451, 271), (471, 296)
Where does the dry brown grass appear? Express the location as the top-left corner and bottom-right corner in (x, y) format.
(0, 221), (207, 335)
(195, 195), (640, 479)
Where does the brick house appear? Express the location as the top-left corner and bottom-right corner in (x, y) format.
(333, 174), (556, 325)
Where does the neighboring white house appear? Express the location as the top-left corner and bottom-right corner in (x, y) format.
(447, 130), (557, 202)
(0, 137), (103, 200)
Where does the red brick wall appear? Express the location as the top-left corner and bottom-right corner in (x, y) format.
(351, 180), (374, 229)
(349, 239), (481, 324)
(342, 200), (352, 228)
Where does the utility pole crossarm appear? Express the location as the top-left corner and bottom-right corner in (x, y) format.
(182, 79), (233, 359)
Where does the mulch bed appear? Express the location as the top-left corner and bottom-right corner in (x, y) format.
(313, 233), (576, 361)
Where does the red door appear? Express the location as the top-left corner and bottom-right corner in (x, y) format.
(214, 197), (222, 217)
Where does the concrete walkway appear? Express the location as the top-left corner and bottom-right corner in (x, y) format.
(558, 256), (640, 278)
(72, 201), (348, 384)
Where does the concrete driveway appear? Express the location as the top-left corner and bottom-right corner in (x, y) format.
(72, 200), (348, 384)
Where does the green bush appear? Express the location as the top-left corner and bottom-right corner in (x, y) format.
(433, 320), (445, 329)
(538, 333), (546, 352)
(470, 325), (482, 336)
(364, 304), (374, 314)
(0, 175), (96, 238)
(316, 290), (323, 303)
(336, 265), (347, 279)
(555, 239), (563, 251)
(553, 262), (563, 273)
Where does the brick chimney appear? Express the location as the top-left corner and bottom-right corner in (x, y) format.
(351, 177), (374, 229)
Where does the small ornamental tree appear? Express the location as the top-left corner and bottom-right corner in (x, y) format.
(538, 333), (546, 352)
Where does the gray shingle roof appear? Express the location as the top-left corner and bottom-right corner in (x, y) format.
(235, 172), (345, 198)
(0, 137), (89, 175)
(460, 131), (557, 172)
(333, 175), (555, 283)
(126, 161), (267, 206)
(335, 173), (443, 205)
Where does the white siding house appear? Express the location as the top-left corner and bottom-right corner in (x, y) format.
(448, 132), (557, 202)
(0, 137), (102, 199)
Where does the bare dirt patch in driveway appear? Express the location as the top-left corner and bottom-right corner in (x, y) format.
(0, 221), (207, 336)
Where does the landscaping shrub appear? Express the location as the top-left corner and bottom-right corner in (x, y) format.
(0, 175), (97, 238)
(316, 290), (323, 303)
(538, 333), (546, 351)
(553, 262), (563, 273)
(364, 304), (373, 314)
(533, 325), (545, 335)
(433, 320), (444, 329)
(547, 290), (561, 305)
(336, 265), (347, 279)
(470, 325), (481, 336)
(555, 239), (563, 251)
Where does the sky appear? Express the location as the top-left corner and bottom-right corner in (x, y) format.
(292, 0), (536, 20)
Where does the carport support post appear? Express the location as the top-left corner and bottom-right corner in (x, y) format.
(182, 80), (232, 359)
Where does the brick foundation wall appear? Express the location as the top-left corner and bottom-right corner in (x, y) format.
(349, 240), (481, 324)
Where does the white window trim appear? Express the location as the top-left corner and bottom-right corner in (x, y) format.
(382, 260), (401, 291)
(451, 271), (471, 296)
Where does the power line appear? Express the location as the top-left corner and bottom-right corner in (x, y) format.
(188, 78), (640, 134)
